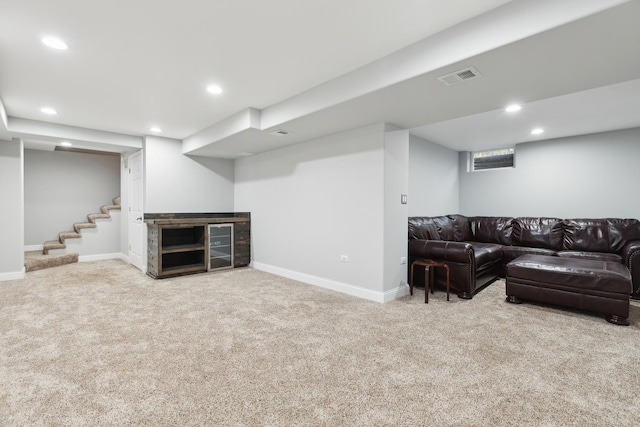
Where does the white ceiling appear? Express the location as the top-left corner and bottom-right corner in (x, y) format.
(411, 79), (640, 151)
(1, 0), (639, 156)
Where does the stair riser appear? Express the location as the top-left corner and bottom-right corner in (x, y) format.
(45, 248), (68, 256)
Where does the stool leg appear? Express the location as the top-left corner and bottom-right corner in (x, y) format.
(424, 266), (429, 304)
(445, 266), (450, 301)
(430, 267), (435, 294)
(409, 263), (414, 296)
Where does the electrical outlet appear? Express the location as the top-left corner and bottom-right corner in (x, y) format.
(340, 255), (349, 263)
(400, 257), (407, 265)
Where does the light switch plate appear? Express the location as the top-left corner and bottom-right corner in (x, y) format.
(401, 194), (407, 204)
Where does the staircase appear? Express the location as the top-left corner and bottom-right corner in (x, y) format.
(25, 197), (121, 272)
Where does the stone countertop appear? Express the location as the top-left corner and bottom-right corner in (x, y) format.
(144, 217), (249, 225)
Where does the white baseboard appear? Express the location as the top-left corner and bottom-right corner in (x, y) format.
(79, 253), (129, 263)
(385, 283), (411, 302)
(24, 245), (44, 252)
(252, 262), (408, 303)
(0, 268), (26, 282)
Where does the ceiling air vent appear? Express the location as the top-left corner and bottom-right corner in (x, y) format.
(437, 67), (481, 86)
(269, 129), (290, 137)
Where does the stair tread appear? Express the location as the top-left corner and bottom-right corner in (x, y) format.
(88, 213), (111, 219)
(74, 222), (97, 227)
(59, 231), (82, 239)
(43, 240), (66, 254)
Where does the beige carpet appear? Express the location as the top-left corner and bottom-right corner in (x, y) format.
(1, 260), (638, 426)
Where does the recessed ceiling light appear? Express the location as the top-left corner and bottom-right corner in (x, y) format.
(41, 107), (57, 115)
(505, 104), (522, 113)
(531, 128), (544, 135)
(206, 85), (223, 95)
(41, 36), (68, 50)
(60, 141), (72, 147)
(150, 127), (162, 133)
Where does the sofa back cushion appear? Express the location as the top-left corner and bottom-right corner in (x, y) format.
(408, 215), (472, 242)
(432, 215), (456, 241)
(563, 219), (609, 253)
(469, 216), (514, 245)
(562, 218), (640, 253)
(607, 219), (640, 252)
(448, 214), (473, 242)
(408, 217), (440, 240)
(513, 217), (564, 250)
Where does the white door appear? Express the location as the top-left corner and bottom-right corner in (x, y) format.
(128, 150), (144, 270)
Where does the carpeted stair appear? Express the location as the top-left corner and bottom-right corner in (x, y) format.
(24, 251), (79, 272)
(25, 197), (121, 272)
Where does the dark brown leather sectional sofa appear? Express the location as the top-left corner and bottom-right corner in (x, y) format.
(408, 215), (640, 300)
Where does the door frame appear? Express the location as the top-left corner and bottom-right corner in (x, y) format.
(127, 149), (145, 271)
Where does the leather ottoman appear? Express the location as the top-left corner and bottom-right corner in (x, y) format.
(505, 254), (632, 325)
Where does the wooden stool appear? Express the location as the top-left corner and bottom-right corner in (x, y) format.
(410, 259), (450, 303)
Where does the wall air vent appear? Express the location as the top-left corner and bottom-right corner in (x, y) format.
(437, 67), (482, 86)
(269, 129), (290, 137)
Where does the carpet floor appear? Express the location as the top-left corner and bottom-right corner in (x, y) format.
(1, 260), (638, 426)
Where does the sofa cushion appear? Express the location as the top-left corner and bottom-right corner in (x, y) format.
(408, 217), (440, 240)
(607, 219), (640, 252)
(513, 217), (563, 251)
(448, 214), (473, 242)
(471, 242), (503, 269)
(432, 215), (456, 241)
(469, 216), (514, 245)
(563, 219), (640, 254)
(506, 254), (631, 294)
(408, 215), (476, 242)
(563, 219), (610, 253)
(502, 245), (557, 263)
(557, 251), (623, 263)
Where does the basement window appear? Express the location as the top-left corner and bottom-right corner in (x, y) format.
(470, 147), (515, 171)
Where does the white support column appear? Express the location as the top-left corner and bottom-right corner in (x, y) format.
(0, 138), (25, 281)
(383, 128), (410, 299)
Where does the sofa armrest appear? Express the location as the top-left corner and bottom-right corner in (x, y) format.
(622, 241), (640, 296)
(408, 240), (474, 264)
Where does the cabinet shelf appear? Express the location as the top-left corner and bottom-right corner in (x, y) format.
(162, 226), (205, 248)
(161, 264), (207, 275)
(162, 243), (206, 254)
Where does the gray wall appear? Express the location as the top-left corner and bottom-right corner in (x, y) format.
(408, 134), (459, 216)
(0, 139), (24, 279)
(24, 149), (120, 246)
(235, 124), (389, 301)
(144, 136), (234, 213)
(459, 127), (640, 218)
